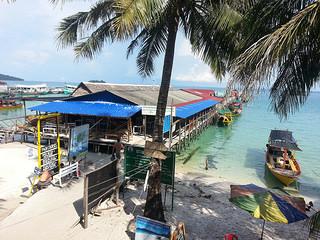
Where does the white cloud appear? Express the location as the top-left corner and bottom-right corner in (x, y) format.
(12, 49), (50, 65)
(177, 39), (193, 57)
(175, 63), (220, 83)
(176, 38), (202, 61)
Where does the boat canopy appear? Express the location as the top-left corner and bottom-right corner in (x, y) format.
(269, 130), (302, 151)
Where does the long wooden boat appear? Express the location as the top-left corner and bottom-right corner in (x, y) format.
(265, 130), (301, 186)
(0, 99), (22, 110)
(228, 100), (242, 117)
(217, 109), (233, 127)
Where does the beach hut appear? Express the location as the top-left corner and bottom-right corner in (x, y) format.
(29, 82), (222, 152)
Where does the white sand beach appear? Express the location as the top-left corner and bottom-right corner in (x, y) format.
(0, 143), (37, 220)
(0, 143), (313, 240)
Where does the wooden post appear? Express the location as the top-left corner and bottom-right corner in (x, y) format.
(143, 115), (147, 140)
(115, 159), (120, 205)
(178, 124), (181, 153)
(183, 122), (187, 149)
(83, 175), (89, 229)
(23, 99), (27, 121)
(56, 115), (61, 171)
(168, 103), (173, 150)
(37, 118), (41, 169)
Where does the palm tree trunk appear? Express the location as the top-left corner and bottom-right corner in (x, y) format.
(144, 15), (179, 222)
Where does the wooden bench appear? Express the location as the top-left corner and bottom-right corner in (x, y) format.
(54, 162), (79, 187)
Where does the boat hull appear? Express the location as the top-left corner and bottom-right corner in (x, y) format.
(265, 162), (298, 186)
(0, 104), (22, 110)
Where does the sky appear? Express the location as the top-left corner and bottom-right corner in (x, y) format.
(0, 0), (226, 88)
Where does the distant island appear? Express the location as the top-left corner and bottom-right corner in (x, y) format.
(88, 80), (105, 83)
(0, 73), (24, 81)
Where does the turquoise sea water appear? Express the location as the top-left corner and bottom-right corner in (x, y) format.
(176, 92), (320, 204)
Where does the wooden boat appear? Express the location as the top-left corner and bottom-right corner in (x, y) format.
(217, 109), (233, 127)
(63, 85), (77, 95)
(265, 130), (301, 186)
(228, 100), (242, 116)
(0, 99), (22, 110)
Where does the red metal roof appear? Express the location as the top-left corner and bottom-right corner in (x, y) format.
(175, 89), (223, 107)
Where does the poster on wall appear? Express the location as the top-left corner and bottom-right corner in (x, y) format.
(40, 143), (59, 173)
(69, 124), (89, 161)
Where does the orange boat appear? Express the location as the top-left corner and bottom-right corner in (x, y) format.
(0, 99), (22, 110)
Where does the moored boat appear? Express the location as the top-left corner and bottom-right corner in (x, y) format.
(9, 84), (49, 95)
(265, 130), (301, 186)
(0, 99), (22, 110)
(228, 99), (242, 116)
(63, 85), (77, 95)
(217, 109), (233, 127)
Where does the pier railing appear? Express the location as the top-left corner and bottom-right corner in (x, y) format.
(0, 116), (26, 130)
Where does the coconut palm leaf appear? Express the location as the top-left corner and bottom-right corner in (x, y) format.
(73, 17), (118, 59)
(230, 0), (320, 117)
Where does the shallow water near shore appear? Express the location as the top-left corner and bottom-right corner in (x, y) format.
(176, 92), (320, 204)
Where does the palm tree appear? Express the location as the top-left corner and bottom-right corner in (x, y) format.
(54, 0), (249, 221)
(230, 0), (320, 118)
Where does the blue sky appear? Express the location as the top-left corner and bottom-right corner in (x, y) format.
(0, 0), (225, 88)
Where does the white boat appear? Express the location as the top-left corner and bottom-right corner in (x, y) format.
(0, 81), (8, 94)
(63, 85), (77, 95)
(9, 84), (49, 95)
(50, 87), (64, 94)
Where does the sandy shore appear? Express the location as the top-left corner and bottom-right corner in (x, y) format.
(0, 143), (37, 220)
(0, 143), (313, 239)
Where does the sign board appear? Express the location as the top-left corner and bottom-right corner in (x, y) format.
(141, 105), (176, 116)
(124, 146), (175, 186)
(83, 160), (118, 228)
(37, 114), (61, 175)
(69, 124), (89, 161)
(40, 143), (59, 173)
(135, 215), (171, 240)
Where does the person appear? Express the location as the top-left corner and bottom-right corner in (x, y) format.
(36, 170), (53, 190)
(112, 138), (124, 160)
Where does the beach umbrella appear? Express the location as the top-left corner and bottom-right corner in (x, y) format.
(229, 184), (308, 239)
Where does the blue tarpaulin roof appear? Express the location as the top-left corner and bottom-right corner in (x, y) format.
(176, 99), (219, 118)
(29, 101), (141, 118)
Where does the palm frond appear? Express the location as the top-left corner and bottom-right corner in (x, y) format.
(135, 22), (168, 77)
(112, 0), (165, 40)
(73, 17), (117, 59)
(126, 29), (146, 58)
(57, 1), (115, 49)
(230, 1), (320, 116)
(270, 38), (320, 117)
(57, 11), (90, 48)
(186, 2), (237, 78)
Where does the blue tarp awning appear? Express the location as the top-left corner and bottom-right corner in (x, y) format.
(29, 101), (141, 118)
(176, 99), (219, 118)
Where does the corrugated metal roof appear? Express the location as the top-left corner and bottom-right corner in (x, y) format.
(29, 101), (141, 118)
(181, 89), (224, 103)
(72, 82), (202, 105)
(176, 99), (218, 118)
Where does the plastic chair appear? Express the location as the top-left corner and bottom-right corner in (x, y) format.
(224, 233), (238, 240)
